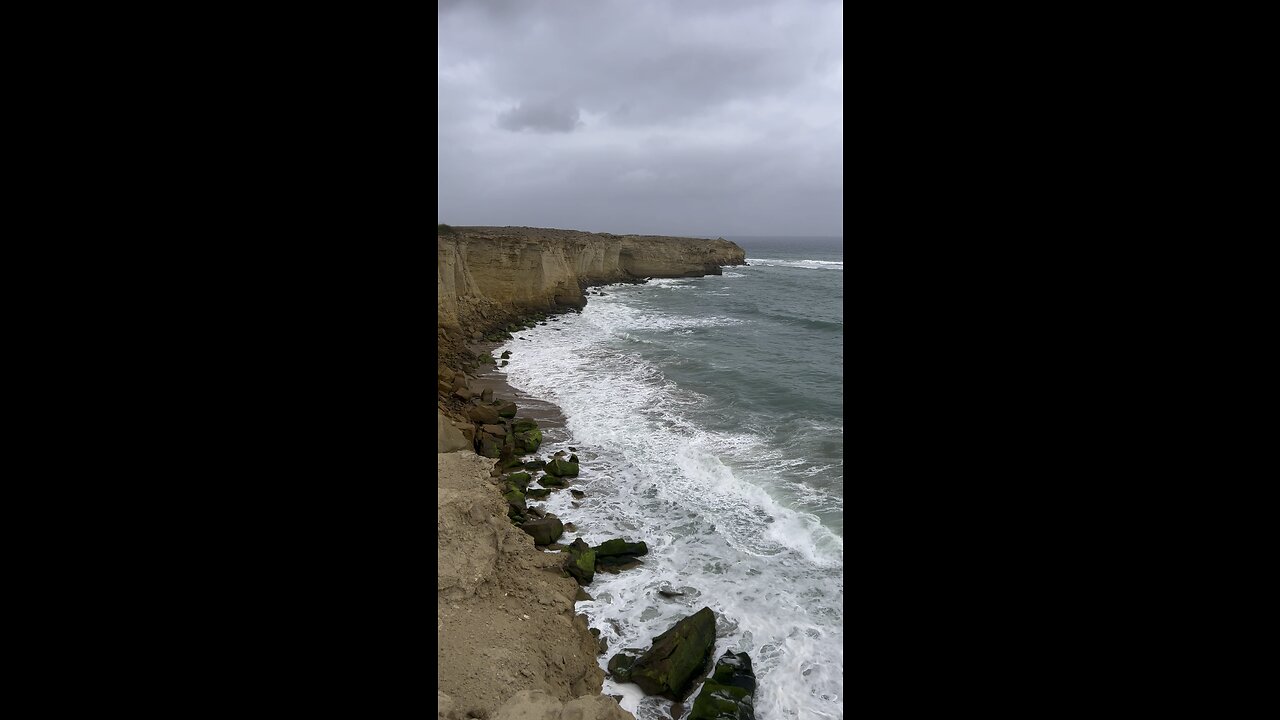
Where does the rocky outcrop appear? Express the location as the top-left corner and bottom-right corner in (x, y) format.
(438, 226), (747, 334)
(609, 607), (717, 699)
(689, 651), (756, 720)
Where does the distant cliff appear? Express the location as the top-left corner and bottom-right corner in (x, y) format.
(437, 226), (746, 333)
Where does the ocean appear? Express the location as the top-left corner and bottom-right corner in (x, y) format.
(495, 237), (843, 720)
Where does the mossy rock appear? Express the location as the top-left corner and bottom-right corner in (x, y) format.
(629, 607), (717, 699)
(500, 350), (512, 359)
(564, 538), (596, 585)
(495, 401), (517, 417)
(541, 474), (567, 488)
(476, 435), (502, 458)
(525, 488), (552, 499)
(505, 472), (532, 489)
(544, 458), (579, 477)
(512, 418), (539, 434)
(503, 489), (526, 517)
(523, 460), (544, 470)
(595, 539), (648, 557)
(500, 455), (525, 470)
(690, 651), (756, 720)
(515, 428), (543, 453)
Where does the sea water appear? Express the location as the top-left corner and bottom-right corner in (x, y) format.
(496, 237), (843, 720)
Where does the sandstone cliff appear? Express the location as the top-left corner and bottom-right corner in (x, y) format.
(437, 226), (746, 334)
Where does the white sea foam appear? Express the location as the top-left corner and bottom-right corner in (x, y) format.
(496, 298), (843, 720)
(746, 258), (844, 271)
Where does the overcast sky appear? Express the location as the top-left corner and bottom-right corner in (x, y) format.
(438, 0), (842, 237)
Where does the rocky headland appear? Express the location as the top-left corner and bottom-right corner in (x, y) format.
(436, 226), (751, 719)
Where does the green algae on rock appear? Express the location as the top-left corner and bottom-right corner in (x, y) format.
(626, 607), (717, 699)
(689, 651), (756, 720)
(594, 539), (648, 557)
(544, 457), (579, 477)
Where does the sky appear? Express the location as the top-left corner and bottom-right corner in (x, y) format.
(438, 0), (843, 238)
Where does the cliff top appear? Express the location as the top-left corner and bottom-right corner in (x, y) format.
(438, 225), (728, 244)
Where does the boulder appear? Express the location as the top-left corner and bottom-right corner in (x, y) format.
(495, 400), (517, 417)
(481, 387), (493, 402)
(569, 453), (580, 464)
(608, 652), (639, 682)
(437, 411), (470, 453)
(689, 651), (756, 720)
(595, 539), (649, 557)
(544, 457), (580, 477)
(519, 516), (564, 545)
(476, 434), (502, 458)
(513, 418), (539, 433)
(453, 387), (474, 401)
(525, 488), (552, 499)
(564, 538), (596, 585)
(467, 404), (501, 424)
(515, 428), (543, 453)
(437, 380), (453, 394)
(501, 350), (512, 359)
(503, 489), (526, 517)
(505, 471), (532, 489)
(627, 607), (717, 698)
(481, 423), (507, 437)
(501, 360), (509, 367)
(571, 489), (586, 499)
(541, 474), (567, 487)
(500, 455), (524, 470)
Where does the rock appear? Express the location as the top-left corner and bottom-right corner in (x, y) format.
(597, 557), (644, 573)
(545, 542), (565, 551)
(438, 379), (453, 394)
(569, 453), (580, 464)
(501, 350), (512, 359)
(541, 474), (567, 487)
(505, 471), (532, 489)
(503, 489), (526, 517)
(627, 607), (717, 698)
(658, 587), (685, 597)
(452, 422), (476, 445)
(500, 455), (525, 470)
(501, 360), (509, 366)
(453, 387), (474, 401)
(481, 388), (493, 402)
(688, 651), (756, 720)
(608, 652), (639, 681)
(481, 423), (507, 437)
(467, 404), (501, 424)
(453, 372), (467, 389)
(437, 411), (470, 453)
(495, 400), (517, 417)
(520, 516), (564, 545)
(513, 418), (539, 434)
(476, 434), (502, 458)
(564, 522), (577, 532)
(570, 490), (586, 499)
(527, 505), (545, 519)
(564, 538), (596, 585)
(575, 587), (594, 602)
(544, 457), (580, 477)
(526, 488), (552, 499)
(569, 446), (577, 451)
(515, 428), (543, 453)
(595, 539), (649, 557)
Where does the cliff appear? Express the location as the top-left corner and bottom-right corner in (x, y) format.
(437, 226), (746, 334)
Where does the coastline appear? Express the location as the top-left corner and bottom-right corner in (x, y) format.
(437, 229), (752, 719)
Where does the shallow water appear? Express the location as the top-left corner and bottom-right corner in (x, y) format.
(495, 237), (843, 720)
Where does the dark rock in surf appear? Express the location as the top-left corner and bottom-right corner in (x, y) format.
(595, 539), (648, 557)
(689, 651), (756, 720)
(519, 516), (564, 546)
(564, 538), (596, 585)
(570, 490), (586, 499)
(627, 608), (717, 698)
(544, 457), (579, 477)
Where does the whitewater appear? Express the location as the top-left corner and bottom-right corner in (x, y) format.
(495, 238), (844, 720)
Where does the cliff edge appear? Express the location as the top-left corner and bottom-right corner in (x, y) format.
(437, 226), (746, 335)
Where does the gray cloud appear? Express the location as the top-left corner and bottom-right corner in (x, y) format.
(497, 98), (582, 133)
(438, 0), (842, 236)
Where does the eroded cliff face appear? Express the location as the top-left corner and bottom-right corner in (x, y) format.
(437, 227), (746, 333)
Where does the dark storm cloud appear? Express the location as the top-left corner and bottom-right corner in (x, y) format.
(438, 0), (842, 236)
(497, 99), (582, 133)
